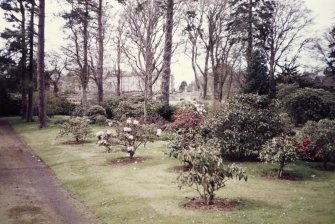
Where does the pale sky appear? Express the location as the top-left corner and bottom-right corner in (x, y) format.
(1, 0), (335, 86)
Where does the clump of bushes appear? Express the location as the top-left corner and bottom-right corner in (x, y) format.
(34, 93), (75, 116)
(58, 117), (92, 143)
(278, 87), (335, 125)
(299, 119), (335, 169)
(259, 136), (298, 178)
(205, 94), (285, 160)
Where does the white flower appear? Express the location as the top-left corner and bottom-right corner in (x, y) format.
(126, 118), (132, 124)
(96, 131), (104, 138)
(133, 119), (139, 125)
(156, 129), (162, 136)
(123, 127), (132, 132)
(106, 130), (112, 135)
(127, 146), (135, 152)
(127, 135), (134, 140)
(108, 121), (113, 127)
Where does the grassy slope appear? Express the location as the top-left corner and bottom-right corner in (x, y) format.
(10, 117), (335, 224)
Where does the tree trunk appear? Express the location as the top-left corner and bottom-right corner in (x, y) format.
(96, 0), (104, 104)
(213, 68), (220, 102)
(82, 1), (89, 108)
(269, 47), (276, 98)
(19, 0), (27, 120)
(116, 38), (122, 96)
(246, 0), (253, 70)
(53, 83), (59, 97)
(37, 0), (47, 128)
(203, 75), (208, 99)
(160, 0), (174, 105)
(278, 163), (284, 178)
(26, 0), (35, 122)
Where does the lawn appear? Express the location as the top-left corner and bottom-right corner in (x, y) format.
(9, 117), (335, 224)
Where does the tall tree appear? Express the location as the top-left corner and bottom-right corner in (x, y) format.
(160, 0), (174, 105)
(96, 0), (104, 103)
(62, 0), (92, 107)
(26, 0), (35, 122)
(37, 0), (46, 128)
(259, 0), (312, 98)
(122, 0), (165, 117)
(241, 49), (269, 94)
(228, 0), (273, 70)
(185, 0), (244, 101)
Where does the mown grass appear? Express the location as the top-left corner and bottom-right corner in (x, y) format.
(9, 116), (335, 224)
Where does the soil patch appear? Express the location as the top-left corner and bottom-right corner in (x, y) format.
(61, 140), (92, 145)
(183, 197), (240, 211)
(168, 164), (192, 173)
(262, 171), (301, 181)
(110, 156), (151, 166)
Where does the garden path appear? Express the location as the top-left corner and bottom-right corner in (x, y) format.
(0, 119), (99, 224)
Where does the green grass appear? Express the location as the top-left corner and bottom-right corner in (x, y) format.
(9, 117), (335, 224)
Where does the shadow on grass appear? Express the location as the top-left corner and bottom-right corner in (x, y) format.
(179, 197), (278, 212)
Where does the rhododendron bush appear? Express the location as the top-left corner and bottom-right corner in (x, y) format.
(96, 118), (161, 159)
(58, 117), (92, 143)
(167, 106), (206, 163)
(259, 136), (298, 178)
(177, 147), (247, 205)
(299, 119), (335, 169)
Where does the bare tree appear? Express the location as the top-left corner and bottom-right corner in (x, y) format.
(62, 0), (92, 107)
(37, 0), (46, 128)
(122, 0), (165, 117)
(47, 53), (67, 97)
(184, 0), (243, 101)
(259, 0), (313, 97)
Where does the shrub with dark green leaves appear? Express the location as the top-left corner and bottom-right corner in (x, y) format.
(155, 104), (177, 121)
(205, 94), (285, 160)
(299, 119), (335, 169)
(259, 136), (298, 178)
(177, 147), (247, 205)
(58, 117), (92, 143)
(280, 88), (335, 125)
(34, 93), (75, 116)
(86, 105), (107, 124)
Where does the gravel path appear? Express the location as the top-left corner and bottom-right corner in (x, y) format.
(0, 119), (99, 224)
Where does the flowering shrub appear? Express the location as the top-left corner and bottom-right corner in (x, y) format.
(58, 117), (92, 143)
(299, 119), (335, 169)
(167, 105), (206, 164)
(97, 118), (160, 158)
(177, 147), (247, 205)
(259, 136), (298, 178)
(298, 139), (320, 160)
(170, 107), (204, 130)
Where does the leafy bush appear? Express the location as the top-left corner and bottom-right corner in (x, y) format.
(58, 117), (92, 143)
(95, 114), (107, 126)
(298, 139), (319, 161)
(177, 147), (247, 205)
(86, 105), (107, 124)
(71, 105), (87, 117)
(205, 94), (285, 160)
(34, 93), (75, 116)
(155, 104), (177, 121)
(170, 107), (204, 130)
(96, 118), (160, 158)
(280, 88), (335, 125)
(137, 115), (167, 126)
(299, 119), (335, 169)
(103, 96), (160, 120)
(259, 136), (298, 178)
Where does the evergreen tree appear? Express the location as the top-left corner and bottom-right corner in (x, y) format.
(325, 26), (335, 77)
(241, 49), (269, 95)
